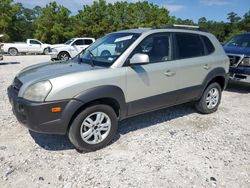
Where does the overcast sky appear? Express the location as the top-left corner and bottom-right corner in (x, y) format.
(14, 0), (250, 22)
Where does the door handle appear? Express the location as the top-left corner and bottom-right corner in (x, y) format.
(164, 70), (176, 77)
(203, 64), (211, 70)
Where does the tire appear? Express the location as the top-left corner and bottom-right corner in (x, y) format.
(43, 48), (49, 55)
(8, 48), (18, 56)
(100, 50), (111, 57)
(58, 52), (70, 61)
(195, 82), (222, 114)
(68, 104), (118, 152)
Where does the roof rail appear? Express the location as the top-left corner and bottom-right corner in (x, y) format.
(155, 24), (207, 32)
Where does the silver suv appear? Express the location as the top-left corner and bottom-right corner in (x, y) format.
(8, 26), (229, 151)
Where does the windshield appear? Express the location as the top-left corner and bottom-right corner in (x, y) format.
(76, 33), (140, 67)
(64, 38), (74, 45)
(225, 34), (250, 48)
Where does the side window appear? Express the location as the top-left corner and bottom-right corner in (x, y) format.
(175, 33), (205, 59)
(73, 40), (84, 46)
(30, 40), (41, 45)
(133, 34), (170, 63)
(201, 36), (215, 54)
(84, 39), (93, 45)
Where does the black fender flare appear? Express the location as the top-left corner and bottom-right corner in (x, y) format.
(202, 67), (228, 91)
(73, 85), (127, 119)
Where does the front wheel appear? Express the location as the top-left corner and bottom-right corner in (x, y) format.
(68, 104), (118, 152)
(195, 82), (222, 114)
(43, 48), (49, 55)
(58, 52), (70, 61)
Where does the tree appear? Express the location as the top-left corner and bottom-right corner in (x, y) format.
(227, 12), (241, 24)
(74, 0), (174, 38)
(34, 1), (74, 43)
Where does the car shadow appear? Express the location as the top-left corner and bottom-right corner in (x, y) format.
(29, 103), (196, 151)
(226, 81), (250, 94)
(29, 131), (75, 151)
(0, 62), (20, 65)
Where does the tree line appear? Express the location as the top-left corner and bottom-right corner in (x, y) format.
(0, 0), (249, 44)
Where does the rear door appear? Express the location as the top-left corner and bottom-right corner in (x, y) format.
(172, 32), (215, 103)
(126, 33), (181, 116)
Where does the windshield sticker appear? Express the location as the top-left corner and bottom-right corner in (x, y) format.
(114, 35), (133, 43)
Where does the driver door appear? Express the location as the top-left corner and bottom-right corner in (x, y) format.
(29, 39), (42, 53)
(125, 33), (181, 116)
(70, 39), (85, 57)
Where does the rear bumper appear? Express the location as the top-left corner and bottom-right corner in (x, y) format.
(229, 66), (250, 83)
(7, 86), (84, 135)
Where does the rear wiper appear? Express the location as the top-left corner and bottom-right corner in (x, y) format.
(87, 49), (95, 67)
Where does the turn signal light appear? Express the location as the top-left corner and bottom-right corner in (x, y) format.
(51, 107), (62, 113)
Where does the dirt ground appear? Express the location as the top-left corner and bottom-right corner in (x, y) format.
(0, 55), (249, 188)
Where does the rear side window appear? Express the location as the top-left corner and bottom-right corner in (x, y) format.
(175, 33), (205, 59)
(202, 36), (215, 54)
(84, 39), (93, 45)
(73, 40), (84, 45)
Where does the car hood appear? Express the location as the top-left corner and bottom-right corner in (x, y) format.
(224, 46), (250, 56)
(17, 60), (104, 84)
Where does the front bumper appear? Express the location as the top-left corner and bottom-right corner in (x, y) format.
(229, 66), (250, 83)
(48, 52), (58, 60)
(7, 86), (84, 135)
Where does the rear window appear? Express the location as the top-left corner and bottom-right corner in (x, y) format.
(202, 36), (215, 54)
(175, 33), (205, 59)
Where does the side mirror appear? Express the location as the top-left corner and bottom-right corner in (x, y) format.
(130, 53), (149, 65)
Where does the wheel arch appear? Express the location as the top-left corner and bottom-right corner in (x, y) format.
(64, 85), (127, 132)
(8, 47), (18, 54)
(58, 51), (71, 58)
(202, 67), (228, 91)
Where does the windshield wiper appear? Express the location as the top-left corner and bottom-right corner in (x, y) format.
(87, 49), (95, 67)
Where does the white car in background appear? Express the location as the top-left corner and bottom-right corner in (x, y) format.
(49, 38), (95, 61)
(2, 39), (51, 56)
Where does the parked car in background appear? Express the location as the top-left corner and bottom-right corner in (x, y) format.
(8, 26), (229, 151)
(49, 38), (95, 61)
(223, 32), (250, 83)
(2, 39), (51, 56)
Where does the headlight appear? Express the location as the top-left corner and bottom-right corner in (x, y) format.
(51, 48), (58, 53)
(240, 57), (250, 67)
(23, 81), (52, 102)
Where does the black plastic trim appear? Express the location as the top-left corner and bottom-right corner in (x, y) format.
(127, 85), (202, 117)
(74, 85), (127, 119)
(7, 86), (84, 134)
(202, 67), (227, 90)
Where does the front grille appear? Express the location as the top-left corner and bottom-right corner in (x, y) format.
(12, 77), (23, 96)
(228, 55), (241, 67)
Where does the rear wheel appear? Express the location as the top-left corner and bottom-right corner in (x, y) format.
(68, 104), (118, 152)
(195, 82), (222, 114)
(8, 48), (18, 56)
(58, 52), (70, 61)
